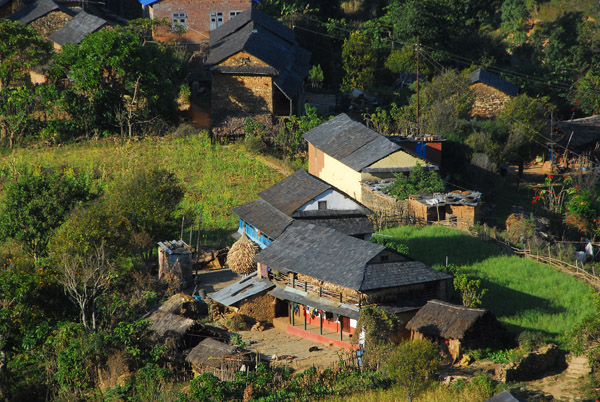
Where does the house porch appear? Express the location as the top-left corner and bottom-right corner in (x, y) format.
(272, 317), (355, 350)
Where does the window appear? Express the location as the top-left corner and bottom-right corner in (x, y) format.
(171, 12), (187, 32)
(209, 11), (224, 30)
(318, 201), (327, 210)
(229, 10), (242, 19)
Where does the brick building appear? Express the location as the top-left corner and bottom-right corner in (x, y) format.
(138, 0), (252, 44)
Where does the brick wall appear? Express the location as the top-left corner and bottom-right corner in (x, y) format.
(149, 0), (251, 44)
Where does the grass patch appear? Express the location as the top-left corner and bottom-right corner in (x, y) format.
(0, 132), (283, 247)
(380, 225), (599, 346)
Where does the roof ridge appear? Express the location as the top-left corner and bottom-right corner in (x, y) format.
(429, 299), (487, 312)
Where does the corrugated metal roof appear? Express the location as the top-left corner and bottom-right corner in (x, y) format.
(469, 68), (518, 97)
(49, 11), (106, 45)
(209, 272), (274, 306)
(269, 286), (360, 319)
(233, 199), (293, 239)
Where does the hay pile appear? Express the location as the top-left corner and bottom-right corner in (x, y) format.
(226, 232), (259, 274)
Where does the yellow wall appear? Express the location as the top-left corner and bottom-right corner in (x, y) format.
(318, 151), (364, 201)
(369, 151), (428, 169)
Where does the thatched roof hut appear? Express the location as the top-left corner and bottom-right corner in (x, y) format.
(147, 311), (197, 339)
(186, 338), (255, 380)
(158, 292), (208, 319)
(226, 231), (259, 275)
(406, 300), (507, 362)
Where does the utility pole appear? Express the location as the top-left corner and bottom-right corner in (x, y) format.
(416, 36), (420, 136)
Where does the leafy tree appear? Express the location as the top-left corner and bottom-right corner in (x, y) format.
(453, 271), (487, 307)
(566, 189), (600, 237)
(385, 339), (440, 402)
(308, 64), (324, 89)
(276, 104), (328, 156)
(500, 0), (529, 47)
(0, 86), (38, 149)
(51, 29), (184, 136)
(572, 71), (600, 115)
(0, 168), (93, 259)
(354, 305), (402, 348)
(497, 94), (549, 176)
(0, 20), (51, 90)
(341, 31), (376, 92)
(386, 163), (445, 199)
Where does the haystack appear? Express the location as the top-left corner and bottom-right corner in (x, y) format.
(226, 231), (259, 274)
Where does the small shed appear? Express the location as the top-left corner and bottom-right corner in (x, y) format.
(146, 310), (203, 348)
(158, 240), (194, 286)
(408, 191), (481, 228)
(406, 300), (506, 362)
(186, 337), (255, 380)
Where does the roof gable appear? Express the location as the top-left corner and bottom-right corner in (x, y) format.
(258, 169), (331, 215)
(469, 68), (518, 97)
(232, 199), (293, 239)
(48, 11), (106, 46)
(555, 115), (600, 149)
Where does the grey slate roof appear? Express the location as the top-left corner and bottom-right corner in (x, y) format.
(485, 391), (525, 402)
(9, 0), (73, 25)
(48, 11), (106, 46)
(299, 216), (373, 236)
(232, 199), (293, 239)
(469, 68), (518, 97)
(254, 222), (449, 291)
(303, 114), (434, 172)
(207, 6), (310, 100)
(258, 169), (332, 216)
(555, 115), (600, 149)
(209, 272), (275, 306)
(269, 286), (360, 319)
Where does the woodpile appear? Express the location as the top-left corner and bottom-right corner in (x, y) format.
(226, 232), (259, 275)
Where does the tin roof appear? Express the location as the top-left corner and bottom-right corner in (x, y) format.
(209, 272), (275, 306)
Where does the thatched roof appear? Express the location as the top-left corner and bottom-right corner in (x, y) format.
(226, 231), (259, 274)
(147, 311), (196, 338)
(406, 300), (499, 340)
(186, 337), (240, 368)
(158, 293), (196, 314)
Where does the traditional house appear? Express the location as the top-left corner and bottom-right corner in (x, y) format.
(408, 190), (482, 228)
(253, 222), (451, 348)
(138, 0), (251, 45)
(186, 337), (256, 380)
(553, 115), (600, 170)
(388, 135), (444, 167)
(48, 10), (107, 51)
(9, 0), (75, 36)
(232, 169), (374, 249)
(206, 6), (311, 123)
(469, 68), (518, 119)
(303, 113), (438, 209)
(406, 300), (506, 362)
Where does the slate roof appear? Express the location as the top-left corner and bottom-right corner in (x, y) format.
(209, 272), (275, 306)
(48, 11), (106, 46)
(207, 6), (310, 100)
(258, 169), (332, 216)
(555, 115), (600, 149)
(469, 68), (518, 97)
(9, 0), (74, 25)
(299, 216), (373, 236)
(254, 222), (450, 291)
(233, 199), (293, 239)
(303, 114), (434, 172)
(485, 391), (525, 402)
(406, 300), (500, 340)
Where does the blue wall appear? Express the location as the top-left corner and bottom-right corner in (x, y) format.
(238, 218), (272, 249)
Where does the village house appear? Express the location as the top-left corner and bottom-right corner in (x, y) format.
(138, 0), (251, 44)
(388, 135), (445, 167)
(469, 68), (518, 119)
(408, 190), (482, 228)
(48, 10), (107, 51)
(211, 222), (451, 349)
(406, 299), (507, 362)
(206, 6), (311, 125)
(552, 115), (600, 171)
(303, 113), (438, 211)
(232, 169), (374, 249)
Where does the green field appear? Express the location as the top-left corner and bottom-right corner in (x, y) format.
(379, 225), (599, 346)
(0, 132), (283, 247)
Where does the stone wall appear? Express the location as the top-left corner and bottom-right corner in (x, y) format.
(470, 83), (512, 119)
(500, 344), (563, 382)
(30, 11), (72, 38)
(212, 74), (273, 115)
(237, 293), (275, 323)
(361, 184), (408, 216)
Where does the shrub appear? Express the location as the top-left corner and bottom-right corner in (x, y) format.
(385, 163), (445, 200)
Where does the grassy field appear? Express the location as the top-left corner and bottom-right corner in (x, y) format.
(0, 131), (283, 247)
(379, 225), (599, 346)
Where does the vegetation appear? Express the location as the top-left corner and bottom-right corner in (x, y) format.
(385, 163), (445, 199)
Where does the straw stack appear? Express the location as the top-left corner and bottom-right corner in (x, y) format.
(226, 231), (259, 274)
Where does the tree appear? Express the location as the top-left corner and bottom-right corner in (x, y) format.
(0, 20), (51, 90)
(0, 168), (93, 259)
(385, 339), (440, 402)
(308, 64), (324, 89)
(500, 0), (529, 47)
(341, 31), (376, 92)
(498, 94), (549, 176)
(386, 163), (445, 199)
(51, 29), (184, 136)
(55, 244), (115, 332)
(453, 270), (487, 307)
(0, 86), (37, 148)
(572, 71), (600, 115)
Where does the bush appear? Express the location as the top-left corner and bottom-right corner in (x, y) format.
(385, 163), (445, 200)
(517, 330), (546, 352)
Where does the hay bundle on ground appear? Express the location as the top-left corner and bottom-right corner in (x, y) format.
(226, 232), (259, 274)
